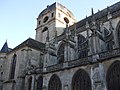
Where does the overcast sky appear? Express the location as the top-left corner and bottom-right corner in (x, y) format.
(0, 0), (119, 49)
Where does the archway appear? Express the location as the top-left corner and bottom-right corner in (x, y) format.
(57, 42), (65, 63)
(72, 69), (91, 90)
(48, 74), (61, 90)
(106, 61), (120, 90)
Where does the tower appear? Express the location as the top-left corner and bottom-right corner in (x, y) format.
(35, 2), (76, 43)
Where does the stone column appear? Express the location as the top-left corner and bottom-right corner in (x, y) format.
(43, 52), (50, 68)
(64, 43), (71, 61)
(24, 75), (29, 90)
(90, 34), (99, 54)
(89, 34), (100, 62)
(64, 18), (70, 62)
(31, 75), (36, 90)
(44, 33), (50, 67)
(74, 35), (78, 59)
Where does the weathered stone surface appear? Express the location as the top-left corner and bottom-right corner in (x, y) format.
(0, 1), (120, 90)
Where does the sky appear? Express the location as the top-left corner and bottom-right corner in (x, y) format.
(0, 0), (120, 49)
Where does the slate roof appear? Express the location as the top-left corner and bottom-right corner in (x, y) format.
(13, 38), (45, 51)
(0, 41), (9, 53)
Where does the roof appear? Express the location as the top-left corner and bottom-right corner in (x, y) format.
(38, 2), (75, 18)
(38, 2), (57, 18)
(0, 41), (9, 53)
(12, 38), (45, 51)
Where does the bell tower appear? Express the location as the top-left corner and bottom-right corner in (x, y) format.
(35, 2), (76, 43)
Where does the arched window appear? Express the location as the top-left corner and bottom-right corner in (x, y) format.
(42, 27), (48, 43)
(117, 22), (120, 47)
(43, 16), (49, 23)
(9, 54), (17, 79)
(57, 43), (65, 63)
(104, 28), (113, 51)
(42, 27), (48, 33)
(78, 34), (86, 44)
(106, 61), (120, 90)
(37, 76), (43, 90)
(48, 74), (61, 90)
(28, 76), (32, 90)
(72, 69), (92, 90)
(77, 34), (88, 59)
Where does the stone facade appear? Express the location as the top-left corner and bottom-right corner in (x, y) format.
(0, 1), (120, 90)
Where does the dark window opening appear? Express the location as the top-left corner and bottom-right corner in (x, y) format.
(9, 54), (17, 79)
(106, 41), (113, 51)
(106, 61), (120, 90)
(39, 21), (41, 25)
(78, 50), (88, 59)
(42, 27), (48, 32)
(28, 76), (32, 90)
(78, 34), (85, 44)
(72, 69), (92, 90)
(37, 76), (43, 90)
(48, 74), (61, 90)
(51, 13), (54, 17)
(78, 34), (88, 59)
(43, 16), (49, 23)
(104, 28), (113, 51)
(57, 43), (65, 63)
(117, 22), (120, 47)
(1, 72), (3, 76)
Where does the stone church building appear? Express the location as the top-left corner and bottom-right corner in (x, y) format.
(0, 1), (120, 90)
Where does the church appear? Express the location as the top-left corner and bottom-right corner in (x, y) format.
(0, 1), (120, 90)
